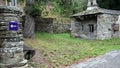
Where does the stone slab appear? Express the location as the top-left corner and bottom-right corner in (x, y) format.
(68, 50), (120, 68)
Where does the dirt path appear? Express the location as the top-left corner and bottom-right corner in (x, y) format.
(31, 49), (52, 68)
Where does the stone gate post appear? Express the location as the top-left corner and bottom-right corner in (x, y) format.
(0, 6), (27, 68)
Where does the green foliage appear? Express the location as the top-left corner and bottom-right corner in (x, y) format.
(17, 0), (24, 3)
(25, 32), (120, 68)
(72, 0), (87, 14)
(57, 0), (72, 17)
(24, 0), (42, 18)
(97, 0), (120, 10)
(18, 0), (87, 17)
(33, 0), (87, 17)
(19, 0), (120, 18)
(31, 4), (42, 17)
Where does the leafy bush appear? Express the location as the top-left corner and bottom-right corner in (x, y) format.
(24, 0), (42, 18)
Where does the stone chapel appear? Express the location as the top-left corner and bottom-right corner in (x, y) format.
(71, 0), (120, 40)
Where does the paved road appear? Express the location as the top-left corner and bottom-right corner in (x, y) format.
(68, 50), (120, 68)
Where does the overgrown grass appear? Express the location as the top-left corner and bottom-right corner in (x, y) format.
(25, 32), (120, 68)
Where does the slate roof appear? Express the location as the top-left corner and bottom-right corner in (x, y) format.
(72, 8), (120, 17)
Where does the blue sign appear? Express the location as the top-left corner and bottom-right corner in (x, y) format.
(9, 21), (18, 31)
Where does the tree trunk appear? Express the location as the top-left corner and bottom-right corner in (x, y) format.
(23, 14), (35, 38)
(23, 0), (35, 39)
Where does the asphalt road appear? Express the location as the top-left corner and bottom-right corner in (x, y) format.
(68, 50), (120, 68)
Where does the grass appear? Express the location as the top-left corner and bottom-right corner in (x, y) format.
(25, 32), (120, 68)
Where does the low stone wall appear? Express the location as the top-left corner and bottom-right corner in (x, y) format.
(53, 23), (70, 33)
(35, 18), (71, 33)
(35, 18), (53, 33)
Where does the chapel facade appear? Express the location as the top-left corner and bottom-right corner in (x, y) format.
(71, 0), (120, 40)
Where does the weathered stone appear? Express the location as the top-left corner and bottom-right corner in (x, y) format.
(53, 23), (70, 33)
(71, 0), (120, 40)
(0, 6), (27, 68)
(34, 18), (71, 33)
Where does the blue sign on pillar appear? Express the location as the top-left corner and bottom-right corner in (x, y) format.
(9, 21), (18, 31)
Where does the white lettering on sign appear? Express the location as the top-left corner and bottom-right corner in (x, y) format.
(10, 25), (17, 28)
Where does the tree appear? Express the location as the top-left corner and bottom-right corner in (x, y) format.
(97, 0), (120, 10)
(23, 0), (41, 38)
(72, 0), (87, 14)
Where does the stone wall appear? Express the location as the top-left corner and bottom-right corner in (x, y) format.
(97, 14), (119, 40)
(35, 18), (71, 33)
(35, 18), (53, 33)
(71, 17), (97, 39)
(80, 20), (97, 39)
(71, 19), (81, 37)
(53, 23), (70, 33)
(118, 16), (120, 37)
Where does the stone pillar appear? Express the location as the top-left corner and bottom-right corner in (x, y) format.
(0, 6), (27, 68)
(87, 0), (98, 10)
(87, 0), (92, 7)
(93, 0), (97, 6)
(87, 0), (97, 6)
